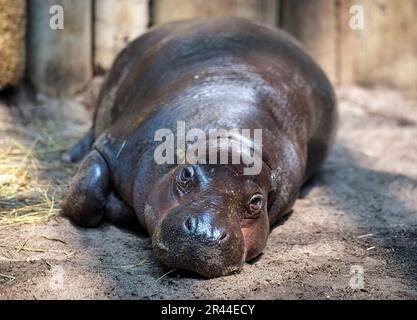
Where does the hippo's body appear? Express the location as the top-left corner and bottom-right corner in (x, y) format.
(62, 18), (337, 278)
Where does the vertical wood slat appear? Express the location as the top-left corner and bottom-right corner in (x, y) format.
(0, 0), (26, 90)
(153, 0), (278, 26)
(353, 0), (417, 90)
(280, 0), (338, 85)
(27, 0), (92, 96)
(94, 0), (149, 72)
(337, 0), (355, 85)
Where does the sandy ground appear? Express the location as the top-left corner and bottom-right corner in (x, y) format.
(0, 85), (416, 299)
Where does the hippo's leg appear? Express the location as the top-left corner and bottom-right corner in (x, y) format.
(62, 128), (94, 163)
(61, 150), (109, 227)
(104, 191), (139, 230)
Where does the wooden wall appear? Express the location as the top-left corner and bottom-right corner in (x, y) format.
(0, 0), (26, 90)
(152, 0), (278, 26)
(1, 0), (416, 96)
(352, 0), (417, 89)
(281, 0), (417, 89)
(94, 0), (149, 72)
(27, 0), (92, 96)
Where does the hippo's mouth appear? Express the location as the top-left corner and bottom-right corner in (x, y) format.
(153, 232), (169, 252)
(151, 222), (246, 278)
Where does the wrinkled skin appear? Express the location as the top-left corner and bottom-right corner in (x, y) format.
(61, 17), (337, 278)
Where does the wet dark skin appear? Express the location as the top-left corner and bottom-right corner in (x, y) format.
(61, 17), (337, 278)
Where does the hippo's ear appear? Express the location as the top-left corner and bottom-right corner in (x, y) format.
(267, 164), (300, 226)
(267, 166), (281, 218)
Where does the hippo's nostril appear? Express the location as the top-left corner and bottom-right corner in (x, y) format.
(183, 216), (195, 234)
(219, 230), (228, 242)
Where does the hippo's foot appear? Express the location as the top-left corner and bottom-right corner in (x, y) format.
(61, 150), (109, 227)
(62, 150), (140, 229)
(62, 128), (94, 163)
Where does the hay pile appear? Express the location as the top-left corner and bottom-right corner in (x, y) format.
(0, 99), (81, 227)
(0, 138), (59, 225)
(0, 0), (26, 90)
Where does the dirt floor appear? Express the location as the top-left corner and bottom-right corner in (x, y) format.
(0, 85), (416, 299)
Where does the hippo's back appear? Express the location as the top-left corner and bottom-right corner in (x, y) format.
(94, 17), (337, 181)
(97, 19), (334, 127)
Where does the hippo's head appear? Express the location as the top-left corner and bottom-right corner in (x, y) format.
(145, 159), (272, 278)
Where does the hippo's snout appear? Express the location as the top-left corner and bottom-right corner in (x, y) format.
(182, 215), (228, 243)
(152, 208), (245, 278)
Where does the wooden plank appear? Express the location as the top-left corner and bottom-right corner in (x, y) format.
(0, 0), (26, 90)
(352, 0), (417, 90)
(152, 0), (278, 26)
(337, 0), (355, 85)
(94, 0), (149, 72)
(27, 0), (92, 96)
(281, 0), (417, 89)
(280, 0), (338, 85)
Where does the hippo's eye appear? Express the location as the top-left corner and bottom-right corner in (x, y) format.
(176, 166), (194, 192)
(247, 194), (264, 218)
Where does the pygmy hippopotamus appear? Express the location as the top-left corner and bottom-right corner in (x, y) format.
(61, 17), (337, 278)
